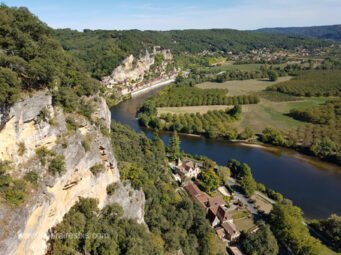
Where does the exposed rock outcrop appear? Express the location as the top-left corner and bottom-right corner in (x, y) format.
(0, 92), (145, 255)
(102, 46), (178, 96)
(106, 181), (145, 224)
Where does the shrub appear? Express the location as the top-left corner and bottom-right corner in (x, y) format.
(24, 171), (39, 184)
(78, 100), (94, 120)
(36, 107), (50, 123)
(82, 135), (91, 152)
(48, 155), (66, 176)
(90, 163), (105, 176)
(66, 116), (78, 131)
(257, 183), (266, 192)
(52, 87), (79, 112)
(35, 146), (54, 166)
(17, 142), (26, 156)
(5, 189), (25, 206)
(100, 125), (110, 137)
(106, 182), (119, 195)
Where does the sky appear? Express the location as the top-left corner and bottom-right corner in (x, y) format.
(3, 0), (341, 31)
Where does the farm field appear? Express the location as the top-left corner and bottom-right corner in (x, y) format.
(157, 105), (232, 115)
(196, 76), (292, 96)
(234, 97), (328, 132)
(202, 61), (287, 72)
(153, 76), (307, 132)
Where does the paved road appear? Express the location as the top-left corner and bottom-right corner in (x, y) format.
(131, 78), (175, 96)
(228, 178), (258, 215)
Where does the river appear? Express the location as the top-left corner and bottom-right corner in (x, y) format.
(111, 87), (341, 219)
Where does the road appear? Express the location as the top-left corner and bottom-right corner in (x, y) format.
(131, 78), (175, 97)
(227, 178), (258, 215)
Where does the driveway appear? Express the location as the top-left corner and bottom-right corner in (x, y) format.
(228, 178), (258, 215)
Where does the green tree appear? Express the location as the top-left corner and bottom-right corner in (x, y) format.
(238, 127), (255, 140)
(241, 222), (279, 255)
(311, 214), (341, 252)
(239, 166), (257, 197)
(0, 67), (21, 105)
(261, 128), (285, 146)
(168, 131), (181, 160)
(216, 166), (230, 185)
(198, 169), (221, 192)
(270, 203), (323, 255)
(268, 70), (278, 81)
(310, 138), (338, 159)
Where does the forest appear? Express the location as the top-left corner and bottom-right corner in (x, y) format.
(54, 28), (328, 79)
(289, 100), (341, 124)
(256, 25), (341, 41)
(109, 122), (226, 254)
(0, 5), (100, 112)
(266, 70), (341, 97)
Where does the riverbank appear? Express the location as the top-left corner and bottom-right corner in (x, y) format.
(105, 78), (175, 108)
(131, 78), (175, 97)
(110, 83), (341, 218)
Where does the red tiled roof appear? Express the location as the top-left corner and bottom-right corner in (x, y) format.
(184, 183), (201, 197)
(196, 193), (209, 204)
(222, 222), (238, 236)
(208, 196), (225, 208)
(184, 182), (209, 208)
(216, 206), (231, 222)
(215, 227), (225, 239)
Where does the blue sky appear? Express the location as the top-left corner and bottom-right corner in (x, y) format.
(4, 0), (341, 30)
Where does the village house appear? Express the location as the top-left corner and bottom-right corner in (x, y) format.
(175, 159), (201, 179)
(184, 182), (241, 243)
(228, 246), (244, 255)
(208, 205), (233, 227)
(184, 182), (209, 208)
(221, 221), (240, 241)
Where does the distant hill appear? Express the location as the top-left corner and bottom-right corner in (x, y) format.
(54, 28), (327, 79)
(255, 25), (341, 41)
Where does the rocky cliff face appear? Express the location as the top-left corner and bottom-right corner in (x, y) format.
(102, 46), (175, 94)
(0, 92), (145, 255)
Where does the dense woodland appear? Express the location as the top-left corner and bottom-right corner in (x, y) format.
(0, 5), (100, 113)
(110, 122), (226, 254)
(48, 198), (164, 255)
(310, 214), (341, 252)
(267, 70), (341, 96)
(289, 100), (341, 125)
(256, 25), (341, 41)
(54, 28), (328, 78)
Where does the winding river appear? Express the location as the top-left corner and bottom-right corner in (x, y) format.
(111, 87), (341, 219)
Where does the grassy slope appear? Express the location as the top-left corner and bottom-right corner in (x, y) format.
(235, 97), (328, 132)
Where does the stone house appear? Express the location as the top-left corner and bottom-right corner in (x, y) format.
(175, 159), (201, 179)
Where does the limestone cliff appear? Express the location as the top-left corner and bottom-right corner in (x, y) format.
(102, 46), (177, 95)
(0, 92), (145, 255)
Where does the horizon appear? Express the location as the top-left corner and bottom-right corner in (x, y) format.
(3, 0), (341, 31)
